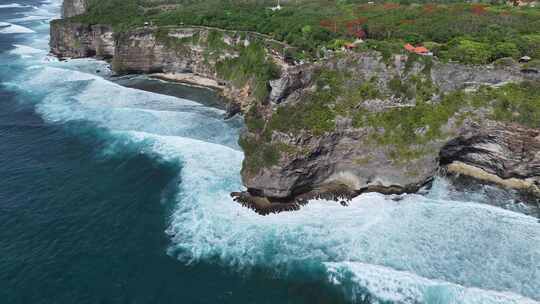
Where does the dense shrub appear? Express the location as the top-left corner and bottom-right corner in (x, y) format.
(519, 34), (540, 59)
(493, 42), (520, 60)
(444, 39), (492, 64)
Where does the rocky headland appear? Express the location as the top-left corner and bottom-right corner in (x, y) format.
(51, 0), (540, 214)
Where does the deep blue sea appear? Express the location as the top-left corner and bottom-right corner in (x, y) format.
(0, 1), (539, 303)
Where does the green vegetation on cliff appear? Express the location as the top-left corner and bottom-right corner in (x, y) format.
(239, 134), (280, 173)
(250, 73), (540, 164)
(355, 81), (540, 160)
(217, 42), (281, 101)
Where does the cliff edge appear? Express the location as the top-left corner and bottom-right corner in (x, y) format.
(50, 1), (540, 214)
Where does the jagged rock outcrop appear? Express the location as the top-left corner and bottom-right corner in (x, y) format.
(242, 127), (439, 199)
(431, 62), (524, 92)
(268, 66), (312, 104)
(62, 0), (88, 18)
(440, 122), (540, 199)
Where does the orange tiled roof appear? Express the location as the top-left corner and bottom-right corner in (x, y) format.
(404, 43), (416, 51)
(404, 44), (429, 54)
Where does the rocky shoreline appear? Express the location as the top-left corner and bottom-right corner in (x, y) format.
(51, 0), (540, 214)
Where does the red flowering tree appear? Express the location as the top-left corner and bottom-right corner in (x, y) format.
(471, 4), (487, 16)
(383, 3), (400, 10)
(345, 18), (368, 39)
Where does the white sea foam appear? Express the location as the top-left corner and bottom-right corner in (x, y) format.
(164, 182), (540, 302)
(28, 66), (240, 148)
(16, 42), (540, 304)
(0, 22), (35, 34)
(326, 262), (539, 304)
(10, 44), (46, 58)
(0, 3), (29, 9)
(7, 0), (60, 24)
(10, 15), (51, 22)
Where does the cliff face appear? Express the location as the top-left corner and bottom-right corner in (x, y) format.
(62, 0), (88, 18)
(111, 26), (291, 113)
(50, 14), (540, 213)
(113, 28), (217, 75)
(50, 21), (114, 59)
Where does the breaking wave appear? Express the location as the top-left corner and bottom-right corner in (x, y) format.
(327, 262), (538, 304)
(9, 44), (45, 57)
(0, 21), (35, 34)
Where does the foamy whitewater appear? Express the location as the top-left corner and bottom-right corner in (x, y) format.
(3, 1), (540, 303)
(0, 21), (35, 33)
(0, 3), (30, 9)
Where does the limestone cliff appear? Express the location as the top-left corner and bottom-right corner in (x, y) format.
(50, 22), (292, 113)
(50, 13), (540, 214)
(234, 53), (540, 213)
(440, 122), (540, 197)
(50, 20), (114, 58)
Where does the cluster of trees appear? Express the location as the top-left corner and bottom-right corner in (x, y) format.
(77, 0), (540, 64)
(75, 0), (145, 30)
(350, 3), (540, 63)
(440, 35), (540, 64)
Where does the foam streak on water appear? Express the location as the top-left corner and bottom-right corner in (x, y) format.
(4, 1), (540, 302)
(0, 3), (30, 9)
(0, 21), (35, 33)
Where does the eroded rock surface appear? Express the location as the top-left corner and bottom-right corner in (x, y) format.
(50, 21), (114, 58)
(440, 122), (540, 199)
